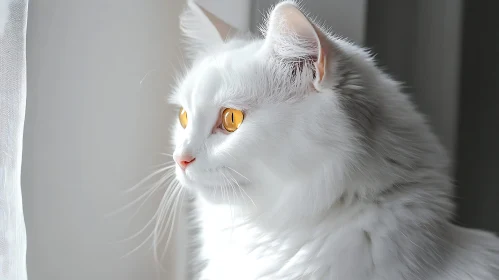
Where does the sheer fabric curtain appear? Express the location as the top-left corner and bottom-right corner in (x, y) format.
(0, 0), (29, 279)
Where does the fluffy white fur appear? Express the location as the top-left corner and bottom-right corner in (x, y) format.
(169, 1), (499, 279)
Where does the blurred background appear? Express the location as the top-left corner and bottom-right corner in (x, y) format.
(21, 0), (498, 279)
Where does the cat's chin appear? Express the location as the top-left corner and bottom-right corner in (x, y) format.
(176, 165), (246, 186)
(182, 179), (249, 192)
(174, 165), (254, 206)
(175, 169), (224, 190)
(178, 176), (252, 205)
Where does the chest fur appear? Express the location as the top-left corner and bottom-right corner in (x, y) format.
(195, 204), (374, 280)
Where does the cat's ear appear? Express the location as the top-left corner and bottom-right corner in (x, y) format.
(263, 1), (334, 89)
(180, 0), (238, 58)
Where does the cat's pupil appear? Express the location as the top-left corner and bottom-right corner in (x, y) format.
(231, 112), (234, 123)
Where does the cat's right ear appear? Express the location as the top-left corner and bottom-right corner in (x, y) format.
(179, 0), (237, 59)
(262, 1), (337, 90)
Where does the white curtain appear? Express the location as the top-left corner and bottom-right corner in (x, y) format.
(0, 0), (28, 279)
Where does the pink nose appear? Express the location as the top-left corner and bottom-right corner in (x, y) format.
(174, 154), (196, 170)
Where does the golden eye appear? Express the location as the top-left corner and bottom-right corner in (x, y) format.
(222, 108), (244, 132)
(179, 107), (188, 128)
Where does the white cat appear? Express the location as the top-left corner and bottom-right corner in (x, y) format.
(169, 1), (499, 279)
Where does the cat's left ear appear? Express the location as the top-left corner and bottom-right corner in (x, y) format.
(263, 1), (335, 90)
(180, 0), (238, 58)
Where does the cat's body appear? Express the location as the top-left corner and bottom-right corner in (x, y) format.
(170, 1), (499, 279)
(190, 197), (499, 280)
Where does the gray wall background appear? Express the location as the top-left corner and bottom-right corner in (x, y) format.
(365, 0), (463, 161)
(24, 0), (185, 279)
(454, 0), (499, 234)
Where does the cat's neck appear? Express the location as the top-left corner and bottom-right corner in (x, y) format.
(196, 187), (374, 234)
(195, 166), (453, 235)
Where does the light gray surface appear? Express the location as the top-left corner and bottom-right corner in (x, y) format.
(198, 0), (251, 30)
(23, 0), (184, 279)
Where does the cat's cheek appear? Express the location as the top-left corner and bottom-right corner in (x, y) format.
(212, 126), (230, 135)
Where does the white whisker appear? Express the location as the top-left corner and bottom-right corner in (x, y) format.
(226, 170), (256, 207)
(221, 173), (234, 225)
(152, 182), (183, 264)
(117, 206), (160, 244)
(121, 170), (180, 259)
(120, 230), (155, 259)
(125, 179), (179, 241)
(125, 164), (176, 194)
(128, 174), (175, 221)
(226, 166), (251, 182)
(160, 152), (174, 157)
(160, 186), (185, 262)
(106, 168), (176, 218)
(223, 171), (241, 204)
(155, 184), (181, 245)
(220, 150), (236, 160)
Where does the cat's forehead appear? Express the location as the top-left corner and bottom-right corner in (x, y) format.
(178, 45), (262, 110)
(187, 59), (224, 104)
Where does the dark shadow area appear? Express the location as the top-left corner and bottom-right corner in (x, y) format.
(454, 0), (499, 234)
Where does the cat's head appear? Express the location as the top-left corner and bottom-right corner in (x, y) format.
(170, 1), (446, 220)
